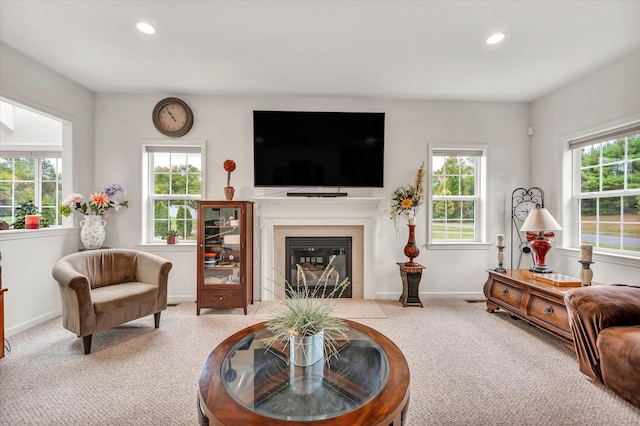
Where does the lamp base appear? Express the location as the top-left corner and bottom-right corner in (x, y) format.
(530, 265), (552, 273)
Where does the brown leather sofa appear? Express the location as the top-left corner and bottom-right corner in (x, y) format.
(52, 249), (172, 354)
(564, 284), (640, 408)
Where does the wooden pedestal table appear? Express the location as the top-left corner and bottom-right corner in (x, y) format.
(198, 320), (410, 425)
(397, 262), (424, 307)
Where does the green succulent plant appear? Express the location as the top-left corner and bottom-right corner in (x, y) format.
(11, 201), (49, 229)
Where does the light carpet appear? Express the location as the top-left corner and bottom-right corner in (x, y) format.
(1, 299), (638, 425)
(252, 298), (387, 320)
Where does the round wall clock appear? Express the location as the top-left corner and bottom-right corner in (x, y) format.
(513, 200), (537, 222)
(152, 97), (194, 137)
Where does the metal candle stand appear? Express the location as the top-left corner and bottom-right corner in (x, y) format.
(578, 260), (594, 286)
(495, 246), (507, 273)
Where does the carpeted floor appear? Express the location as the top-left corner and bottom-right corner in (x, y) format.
(0, 298), (638, 425)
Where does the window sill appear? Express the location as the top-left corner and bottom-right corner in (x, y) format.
(0, 226), (78, 241)
(135, 242), (196, 252)
(555, 247), (640, 268)
(426, 242), (493, 250)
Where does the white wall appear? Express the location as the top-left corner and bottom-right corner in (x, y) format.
(94, 94), (531, 300)
(530, 47), (640, 285)
(0, 43), (95, 336)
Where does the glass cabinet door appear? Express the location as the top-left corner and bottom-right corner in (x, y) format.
(202, 206), (242, 286)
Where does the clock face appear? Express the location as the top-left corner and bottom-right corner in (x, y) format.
(514, 201), (537, 221)
(152, 98), (194, 137)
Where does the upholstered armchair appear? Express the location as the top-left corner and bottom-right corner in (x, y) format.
(564, 284), (640, 408)
(52, 249), (172, 354)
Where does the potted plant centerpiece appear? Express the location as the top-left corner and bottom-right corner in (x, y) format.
(162, 228), (179, 244)
(11, 201), (49, 229)
(265, 255), (350, 367)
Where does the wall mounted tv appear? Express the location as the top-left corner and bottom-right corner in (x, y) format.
(253, 110), (385, 188)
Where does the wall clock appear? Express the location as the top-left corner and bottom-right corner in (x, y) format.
(152, 97), (194, 137)
(510, 187), (544, 270)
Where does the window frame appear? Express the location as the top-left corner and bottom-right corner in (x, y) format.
(569, 122), (640, 257)
(0, 152), (63, 225)
(427, 145), (488, 246)
(141, 140), (206, 244)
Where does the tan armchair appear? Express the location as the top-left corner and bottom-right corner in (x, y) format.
(52, 249), (172, 354)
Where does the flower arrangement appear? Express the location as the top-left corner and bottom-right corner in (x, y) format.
(59, 184), (129, 217)
(223, 159), (236, 187)
(264, 255), (350, 360)
(390, 162), (425, 225)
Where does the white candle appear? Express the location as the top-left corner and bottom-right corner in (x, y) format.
(497, 234), (505, 247)
(580, 244), (593, 262)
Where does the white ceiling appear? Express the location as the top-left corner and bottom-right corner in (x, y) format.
(1, 0), (639, 102)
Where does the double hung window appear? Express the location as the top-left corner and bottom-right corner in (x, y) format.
(430, 148), (486, 242)
(144, 146), (203, 243)
(570, 123), (640, 254)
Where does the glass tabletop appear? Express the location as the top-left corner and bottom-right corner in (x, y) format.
(220, 325), (390, 421)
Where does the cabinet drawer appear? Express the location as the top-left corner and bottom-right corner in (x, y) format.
(526, 292), (571, 338)
(489, 279), (524, 313)
(199, 290), (242, 309)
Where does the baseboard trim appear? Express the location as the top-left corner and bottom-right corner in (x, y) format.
(6, 309), (61, 337)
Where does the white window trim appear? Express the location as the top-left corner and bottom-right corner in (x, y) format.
(140, 139), (206, 245)
(0, 96), (72, 228)
(563, 119), (640, 258)
(426, 144), (488, 247)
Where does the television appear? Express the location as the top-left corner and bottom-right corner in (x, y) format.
(253, 110), (385, 188)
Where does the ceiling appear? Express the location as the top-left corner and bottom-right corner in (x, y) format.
(1, 1), (639, 102)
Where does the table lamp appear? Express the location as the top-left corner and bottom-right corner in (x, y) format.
(519, 204), (562, 273)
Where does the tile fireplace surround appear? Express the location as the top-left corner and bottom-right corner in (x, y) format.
(253, 197), (384, 301)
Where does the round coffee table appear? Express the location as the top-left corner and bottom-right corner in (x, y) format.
(198, 319), (410, 425)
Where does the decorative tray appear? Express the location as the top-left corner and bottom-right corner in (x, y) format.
(532, 273), (582, 287)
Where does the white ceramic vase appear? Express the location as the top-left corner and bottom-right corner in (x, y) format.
(80, 215), (106, 250)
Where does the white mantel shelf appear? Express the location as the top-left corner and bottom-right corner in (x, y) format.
(253, 196), (385, 300)
(253, 196), (384, 216)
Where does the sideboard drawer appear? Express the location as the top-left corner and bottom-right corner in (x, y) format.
(489, 279), (524, 313)
(526, 292), (571, 338)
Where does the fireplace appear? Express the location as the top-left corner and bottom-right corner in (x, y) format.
(286, 236), (352, 298)
(253, 196), (384, 301)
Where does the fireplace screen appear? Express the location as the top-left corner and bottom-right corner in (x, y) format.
(285, 236), (352, 298)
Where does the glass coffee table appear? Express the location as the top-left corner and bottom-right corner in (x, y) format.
(198, 319), (410, 425)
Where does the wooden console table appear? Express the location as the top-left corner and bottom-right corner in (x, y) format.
(397, 262), (424, 307)
(483, 269), (576, 350)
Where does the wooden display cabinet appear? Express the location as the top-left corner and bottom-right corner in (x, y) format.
(197, 201), (254, 315)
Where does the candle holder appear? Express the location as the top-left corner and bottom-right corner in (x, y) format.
(578, 260), (594, 286)
(495, 246), (506, 273)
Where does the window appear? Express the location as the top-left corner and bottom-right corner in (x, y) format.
(0, 154), (62, 225)
(144, 145), (204, 243)
(430, 148), (486, 242)
(570, 123), (640, 254)
(0, 99), (65, 227)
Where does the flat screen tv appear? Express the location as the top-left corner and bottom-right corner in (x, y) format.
(253, 110), (385, 187)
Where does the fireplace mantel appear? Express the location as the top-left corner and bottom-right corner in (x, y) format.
(253, 197), (384, 300)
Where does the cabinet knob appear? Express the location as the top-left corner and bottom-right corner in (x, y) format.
(219, 296), (224, 300)
(544, 305), (554, 315)
(501, 288), (509, 296)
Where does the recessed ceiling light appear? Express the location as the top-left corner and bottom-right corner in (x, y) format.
(486, 33), (505, 45)
(136, 21), (156, 35)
